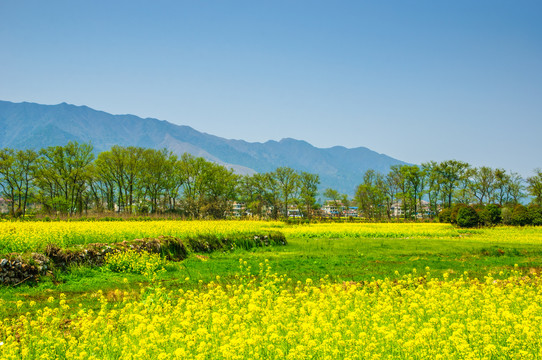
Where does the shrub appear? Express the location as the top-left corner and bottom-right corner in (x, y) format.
(476, 204), (502, 227)
(501, 207), (513, 225)
(456, 206), (479, 228)
(450, 204), (468, 224)
(486, 204), (502, 225)
(528, 205), (542, 226)
(438, 209), (452, 223)
(476, 208), (491, 226)
(510, 205), (531, 226)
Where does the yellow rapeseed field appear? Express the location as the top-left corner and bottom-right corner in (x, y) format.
(0, 220), (284, 253)
(1, 262), (541, 359)
(1, 220), (541, 254)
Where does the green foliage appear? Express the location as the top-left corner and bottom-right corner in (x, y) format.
(501, 207), (513, 225)
(476, 208), (490, 226)
(486, 204), (502, 225)
(510, 205), (531, 226)
(397, 165), (425, 219)
(272, 167), (300, 219)
(436, 160), (471, 208)
(527, 169), (542, 206)
(298, 172), (320, 219)
(0, 148), (39, 216)
(3, 138), (541, 223)
(450, 204), (468, 224)
(456, 206), (479, 228)
(476, 204), (502, 226)
(528, 205), (542, 226)
(356, 170), (387, 220)
(35, 141), (94, 215)
(438, 209), (452, 223)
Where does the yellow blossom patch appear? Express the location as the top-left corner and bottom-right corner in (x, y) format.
(1, 267), (541, 359)
(2, 221), (541, 255)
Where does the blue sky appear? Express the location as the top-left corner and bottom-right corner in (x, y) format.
(1, 1), (541, 176)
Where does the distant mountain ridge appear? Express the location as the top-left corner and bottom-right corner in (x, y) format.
(0, 100), (407, 195)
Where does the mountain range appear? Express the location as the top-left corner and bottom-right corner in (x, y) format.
(0, 100), (407, 195)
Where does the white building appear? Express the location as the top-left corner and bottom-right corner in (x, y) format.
(321, 200), (343, 217)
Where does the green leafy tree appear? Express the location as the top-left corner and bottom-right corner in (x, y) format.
(528, 205), (542, 226)
(384, 168), (402, 219)
(264, 172), (281, 220)
(239, 173), (270, 218)
(198, 162), (239, 219)
(298, 172), (320, 219)
(272, 167), (299, 218)
(178, 153), (208, 218)
(0, 148), (17, 215)
(436, 160), (470, 208)
(455, 167), (474, 205)
(355, 170), (386, 220)
(493, 169), (524, 206)
(11, 149), (39, 216)
(506, 172), (525, 205)
(95, 145), (146, 213)
(35, 141), (94, 215)
(438, 208), (452, 223)
(450, 203), (468, 224)
(401, 165), (426, 218)
(389, 165), (410, 219)
(140, 149), (178, 213)
(422, 161), (441, 218)
(527, 169), (542, 206)
(470, 167), (496, 204)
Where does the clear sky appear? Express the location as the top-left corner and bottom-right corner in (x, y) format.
(1, 1), (541, 176)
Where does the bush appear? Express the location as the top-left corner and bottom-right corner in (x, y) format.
(510, 205), (532, 226)
(486, 204), (502, 225)
(456, 206), (479, 228)
(501, 207), (513, 225)
(450, 204), (468, 224)
(476, 204), (502, 227)
(438, 209), (452, 223)
(476, 208), (491, 226)
(528, 205), (542, 226)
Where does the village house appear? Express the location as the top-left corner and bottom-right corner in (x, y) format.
(230, 201), (247, 217)
(287, 205), (302, 218)
(390, 200), (434, 219)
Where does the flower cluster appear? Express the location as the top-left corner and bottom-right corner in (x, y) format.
(104, 249), (166, 279)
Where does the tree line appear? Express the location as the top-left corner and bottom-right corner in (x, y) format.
(353, 160), (542, 226)
(1, 142), (541, 223)
(0, 142), (320, 219)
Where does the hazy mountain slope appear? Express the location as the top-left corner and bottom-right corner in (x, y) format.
(0, 100), (407, 194)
